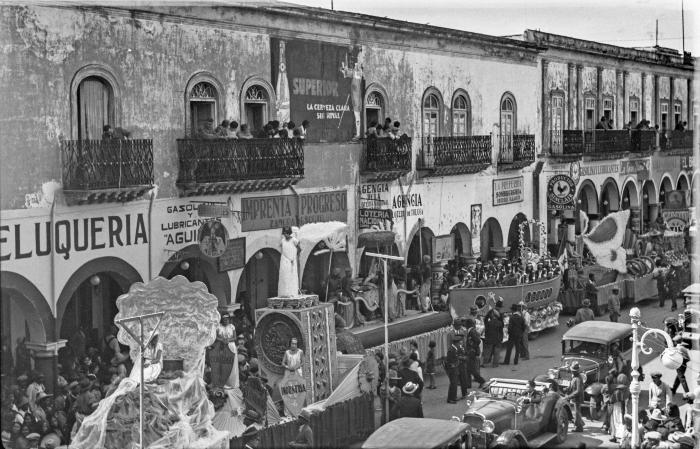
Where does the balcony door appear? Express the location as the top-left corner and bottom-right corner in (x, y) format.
(660, 101), (669, 130)
(78, 76), (113, 140)
(189, 82), (218, 135)
(584, 97), (596, 130)
(500, 94), (516, 162)
(452, 94), (469, 137)
(243, 85), (270, 136)
(423, 94), (440, 139)
(551, 95), (564, 154)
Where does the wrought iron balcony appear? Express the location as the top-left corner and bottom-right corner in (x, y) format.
(360, 136), (412, 181)
(418, 136), (492, 176)
(60, 139), (154, 204)
(555, 130), (659, 159)
(660, 130), (695, 155)
(176, 138), (304, 195)
(498, 134), (535, 169)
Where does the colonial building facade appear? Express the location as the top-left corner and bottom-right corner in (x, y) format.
(0, 5), (695, 385)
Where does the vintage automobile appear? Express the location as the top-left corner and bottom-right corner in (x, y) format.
(549, 321), (633, 417)
(362, 417), (471, 449)
(458, 378), (572, 448)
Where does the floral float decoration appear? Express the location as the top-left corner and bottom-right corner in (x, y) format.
(581, 210), (630, 273)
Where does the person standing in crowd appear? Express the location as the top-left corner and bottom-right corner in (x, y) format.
(464, 318), (486, 388)
(398, 358), (423, 399)
(609, 382), (630, 443)
(681, 392), (695, 432)
(425, 341), (437, 390)
(503, 304), (525, 366)
(565, 362), (585, 432)
(26, 372), (46, 412)
(456, 333), (470, 399)
(379, 369), (402, 423)
(419, 255), (432, 312)
(69, 326), (87, 362)
(655, 261), (668, 308)
(575, 298), (595, 324)
(601, 368), (618, 434)
(519, 302), (530, 361)
(288, 409), (314, 448)
(648, 372), (672, 410)
(397, 382), (423, 418)
(482, 298), (504, 368)
(445, 334), (462, 404)
(585, 273), (598, 305)
(671, 338), (690, 395)
(608, 286), (621, 322)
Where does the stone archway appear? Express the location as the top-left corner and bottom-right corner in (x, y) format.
(622, 180), (641, 233)
(236, 248), (281, 319)
(480, 218), (504, 262)
(450, 222), (472, 259)
(660, 176), (674, 210)
(576, 180), (598, 233)
(1, 271), (54, 344)
(56, 257), (143, 344)
(677, 173), (690, 207)
(642, 180), (658, 232)
(600, 177), (621, 217)
(301, 242), (351, 301)
(407, 226), (435, 267)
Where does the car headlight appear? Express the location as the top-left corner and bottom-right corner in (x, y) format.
(483, 420), (495, 434)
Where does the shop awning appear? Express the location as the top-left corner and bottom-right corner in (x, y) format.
(357, 230), (396, 248)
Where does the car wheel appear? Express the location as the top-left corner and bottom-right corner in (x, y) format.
(553, 406), (569, 445)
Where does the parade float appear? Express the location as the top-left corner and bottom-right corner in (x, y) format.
(449, 219), (563, 335)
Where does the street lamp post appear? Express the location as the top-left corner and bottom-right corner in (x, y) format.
(629, 307), (684, 448)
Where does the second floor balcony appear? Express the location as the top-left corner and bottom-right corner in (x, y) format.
(360, 136), (412, 181)
(552, 129), (695, 159)
(498, 134), (536, 170)
(60, 139), (154, 204)
(660, 130), (695, 155)
(418, 135), (492, 176)
(176, 138), (304, 196)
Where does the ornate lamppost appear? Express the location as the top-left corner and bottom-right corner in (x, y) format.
(629, 307), (685, 448)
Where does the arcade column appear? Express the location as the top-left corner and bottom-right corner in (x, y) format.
(629, 207), (641, 234)
(26, 340), (67, 394)
(648, 203), (659, 222)
(254, 300), (337, 405)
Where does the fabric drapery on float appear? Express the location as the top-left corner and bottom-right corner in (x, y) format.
(365, 326), (454, 360)
(357, 230), (396, 248)
(211, 388), (281, 437)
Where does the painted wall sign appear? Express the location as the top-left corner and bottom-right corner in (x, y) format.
(358, 208), (393, 229)
(241, 191), (347, 231)
(620, 158), (650, 176)
(162, 203), (221, 246)
(579, 162), (619, 176)
(493, 176), (524, 206)
(651, 155), (680, 173)
(197, 203), (230, 218)
(391, 192), (424, 219)
(547, 174), (576, 210)
(271, 38), (360, 142)
(218, 238), (246, 272)
(662, 210), (690, 232)
(198, 220), (228, 258)
(681, 155), (694, 172)
(1, 213), (148, 261)
(359, 183), (390, 208)
(432, 234), (455, 263)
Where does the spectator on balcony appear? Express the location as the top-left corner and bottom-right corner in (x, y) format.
(237, 124), (253, 139)
(197, 118), (217, 139)
(595, 116), (608, 130)
(636, 120), (651, 130)
(366, 121), (378, 138)
(286, 121), (296, 136)
(675, 121), (687, 131)
(278, 129), (289, 138)
(624, 121), (633, 130)
(101, 125), (114, 140)
(228, 120), (239, 139)
(389, 121), (401, 140)
(215, 120), (230, 137)
(607, 117), (614, 130)
(113, 127), (131, 139)
(292, 128), (302, 139)
(299, 120), (310, 139)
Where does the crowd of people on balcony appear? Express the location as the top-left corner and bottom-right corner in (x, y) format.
(595, 116), (690, 133)
(101, 125), (131, 140)
(194, 118), (310, 141)
(365, 118), (407, 141)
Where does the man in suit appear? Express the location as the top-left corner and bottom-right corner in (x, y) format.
(503, 304), (525, 365)
(398, 358), (423, 399)
(482, 299), (504, 368)
(397, 382), (423, 418)
(464, 318), (486, 388)
(445, 334), (462, 404)
(566, 362), (585, 432)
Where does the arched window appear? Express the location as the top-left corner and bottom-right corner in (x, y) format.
(452, 93), (471, 137)
(365, 90), (385, 131)
(500, 93), (517, 160)
(77, 76), (114, 140)
(422, 90), (442, 138)
(243, 85), (270, 133)
(189, 81), (219, 135)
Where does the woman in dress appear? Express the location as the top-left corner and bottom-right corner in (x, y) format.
(278, 227), (300, 297)
(128, 332), (163, 384)
(217, 314), (239, 388)
(609, 383), (629, 443)
(282, 338), (303, 377)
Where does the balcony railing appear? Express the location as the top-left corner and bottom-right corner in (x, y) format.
(498, 134), (536, 166)
(660, 130), (695, 153)
(360, 136), (412, 174)
(418, 135), (491, 171)
(60, 139), (154, 190)
(176, 138), (304, 185)
(555, 130), (660, 157)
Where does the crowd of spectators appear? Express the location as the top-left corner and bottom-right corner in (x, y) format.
(365, 117), (406, 141)
(196, 118), (310, 140)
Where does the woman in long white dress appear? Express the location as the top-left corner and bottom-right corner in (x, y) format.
(128, 332), (163, 384)
(278, 227), (300, 297)
(282, 338), (303, 377)
(217, 314), (239, 388)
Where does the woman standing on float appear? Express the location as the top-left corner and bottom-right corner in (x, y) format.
(278, 226), (300, 297)
(282, 338), (304, 377)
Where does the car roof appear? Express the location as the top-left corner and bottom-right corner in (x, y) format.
(362, 418), (470, 449)
(563, 321), (632, 343)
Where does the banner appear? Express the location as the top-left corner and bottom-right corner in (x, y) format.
(547, 174), (576, 210)
(358, 208), (393, 230)
(278, 370), (307, 418)
(241, 191), (347, 231)
(271, 38), (361, 142)
(432, 234), (455, 263)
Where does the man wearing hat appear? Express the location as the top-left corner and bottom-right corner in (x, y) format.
(289, 409), (314, 448)
(585, 273), (598, 304)
(608, 286), (621, 322)
(241, 425), (261, 449)
(648, 372), (672, 410)
(397, 382), (423, 418)
(482, 298), (504, 368)
(445, 334), (462, 404)
(25, 432), (41, 449)
(565, 362), (585, 432)
(519, 301), (531, 361)
(574, 298), (595, 324)
(644, 409), (666, 432)
(503, 303), (525, 366)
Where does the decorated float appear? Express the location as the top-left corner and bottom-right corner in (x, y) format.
(449, 220), (563, 335)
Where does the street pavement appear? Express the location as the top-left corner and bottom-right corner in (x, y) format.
(366, 296), (690, 448)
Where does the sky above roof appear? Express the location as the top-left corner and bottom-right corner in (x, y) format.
(285, 0), (698, 55)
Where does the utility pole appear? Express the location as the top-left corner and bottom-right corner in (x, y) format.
(682, 0), (685, 53)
